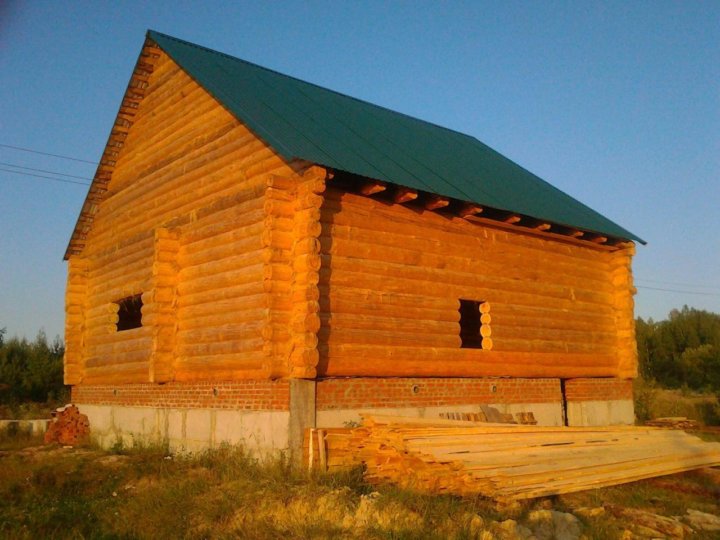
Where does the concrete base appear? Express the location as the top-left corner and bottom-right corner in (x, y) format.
(317, 401), (565, 428)
(566, 399), (635, 426)
(288, 379), (316, 460)
(78, 404), (290, 456)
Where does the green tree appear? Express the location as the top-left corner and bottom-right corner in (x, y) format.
(637, 306), (720, 392)
(0, 330), (66, 405)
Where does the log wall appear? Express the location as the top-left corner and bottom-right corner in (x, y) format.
(66, 49), (637, 385)
(68, 51), (307, 384)
(317, 187), (636, 378)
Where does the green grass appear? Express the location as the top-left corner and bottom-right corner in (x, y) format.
(0, 439), (718, 539)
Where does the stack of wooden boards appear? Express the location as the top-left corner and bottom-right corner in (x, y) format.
(308, 415), (720, 501)
(646, 417), (700, 430)
(44, 404), (90, 446)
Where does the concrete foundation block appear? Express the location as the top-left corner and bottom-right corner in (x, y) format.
(566, 399), (635, 426)
(317, 402), (565, 428)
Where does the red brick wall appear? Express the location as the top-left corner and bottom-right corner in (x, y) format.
(71, 380), (290, 411)
(564, 378), (633, 402)
(316, 377), (561, 410)
(72, 377), (628, 411)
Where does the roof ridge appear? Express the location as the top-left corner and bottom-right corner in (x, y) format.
(146, 29), (480, 143)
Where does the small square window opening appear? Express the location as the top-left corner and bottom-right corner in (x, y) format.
(116, 294), (143, 331)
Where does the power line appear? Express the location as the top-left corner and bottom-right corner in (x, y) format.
(0, 167), (91, 186)
(636, 285), (720, 297)
(0, 143), (98, 165)
(0, 162), (94, 182)
(636, 277), (720, 291)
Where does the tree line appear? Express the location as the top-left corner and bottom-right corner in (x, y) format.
(636, 306), (720, 392)
(0, 328), (66, 405)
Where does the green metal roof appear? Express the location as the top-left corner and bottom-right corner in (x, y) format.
(148, 30), (643, 244)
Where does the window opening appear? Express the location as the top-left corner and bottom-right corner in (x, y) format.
(116, 294), (143, 331)
(459, 299), (489, 349)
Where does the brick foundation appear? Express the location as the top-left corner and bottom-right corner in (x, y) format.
(71, 380), (290, 411)
(316, 377), (562, 410)
(564, 378), (633, 403)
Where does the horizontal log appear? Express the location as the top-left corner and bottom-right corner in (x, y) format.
(88, 240), (154, 281)
(116, 87), (229, 175)
(319, 266), (612, 313)
(85, 326), (151, 346)
(318, 344), (617, 378)
(490, 324), (615, 347)
(82, 363), (150, 384)
(265, 174), (298, 191)
(180, 201), (265, 245)
(318, 226), (611, 290)
(491, 337), (609, 355)
(319, 327), (460, 348)
(97, 159), (268, 245)
(180, 220), (265, 260)
(322, 189), (614, 263)
(319, 285), (455, 311)
(489, 303), (615, 328)
(177, 339), (264, 357)
(178, 265), (264, 299)
(182, 211), (265, 251)
(106, 117), (254, 215)
(290, 347), (319, 368)
(180, 250), (265, 282)
(85, 348), (151, 368)
(320, 313), (459, 335)
(261, 228), (293, 250)
(177, 324), (264, 345)
(87, 277), (152, 303)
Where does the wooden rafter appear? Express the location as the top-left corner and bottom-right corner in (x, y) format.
(394, 186), (418, 204)
(425, 195), (450, 211)
(359, 180), (386, 196)
(285, 143), (628, 250)
(459, 203), (483, 218)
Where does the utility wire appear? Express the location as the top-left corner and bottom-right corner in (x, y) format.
(0, 167), (91, 186)
(636, 277), (720, 291)
(636, 285), (720, 297)
(0, 161), (94, 182)
(0, 143), (98, 165)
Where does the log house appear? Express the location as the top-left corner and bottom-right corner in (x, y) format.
(65, 31), (644, 454)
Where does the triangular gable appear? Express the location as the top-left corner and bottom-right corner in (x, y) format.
(66, 31), (643, 259)
(65, 37), (163, 259)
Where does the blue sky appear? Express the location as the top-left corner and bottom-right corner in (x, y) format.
(1, 1), (718, 340)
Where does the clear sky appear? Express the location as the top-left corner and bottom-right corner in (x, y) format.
(1, 1), (718, 340)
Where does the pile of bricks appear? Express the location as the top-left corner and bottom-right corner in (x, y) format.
(44, 404), (90, 446)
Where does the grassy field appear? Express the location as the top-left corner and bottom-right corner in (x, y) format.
(634, 379), (720, 426)
(1, 434), (719, 539)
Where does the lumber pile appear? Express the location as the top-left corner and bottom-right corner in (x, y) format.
(309, 415), (720, 502)
(44, 405), (90, 446)
(645, 417), (700, 430)
(439, 407), (537, 425)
